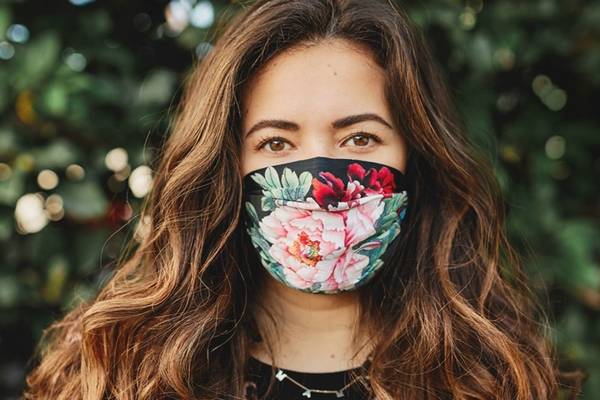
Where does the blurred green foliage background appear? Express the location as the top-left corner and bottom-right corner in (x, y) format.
(0, 0), (598, 398)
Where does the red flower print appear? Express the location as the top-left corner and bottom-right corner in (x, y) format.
(347, 163), (366, 181)
(311, 171), (349, 208)
(347, 163), (396, 195)
(311, 163), (398, 208)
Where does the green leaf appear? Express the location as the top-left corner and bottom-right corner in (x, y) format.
(250, 172), (268, 189)
(281, 167), (299, 188)
(297, 171), (312, 199)
(244, 201), (259, 222)
(261, 194), (275, 212)
(264, 166), (281, 190)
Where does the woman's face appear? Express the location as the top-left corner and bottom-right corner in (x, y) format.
(240, 38), (407, 176)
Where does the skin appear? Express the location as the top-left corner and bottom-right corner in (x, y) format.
(239, 38), (408, 372)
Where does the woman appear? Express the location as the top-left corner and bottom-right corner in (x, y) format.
(23, 0), (573, 399)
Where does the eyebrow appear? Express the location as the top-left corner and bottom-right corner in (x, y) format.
(244, 113), (394, 138)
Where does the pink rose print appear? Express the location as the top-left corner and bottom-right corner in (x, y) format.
(259, 196), (384, 291)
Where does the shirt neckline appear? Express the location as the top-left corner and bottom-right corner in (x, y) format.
(248, 355), (367, 377)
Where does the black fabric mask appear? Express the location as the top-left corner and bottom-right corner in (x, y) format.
(242, 156), (409, 294)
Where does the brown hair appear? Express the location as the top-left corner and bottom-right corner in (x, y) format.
(23, 0), (582, 398)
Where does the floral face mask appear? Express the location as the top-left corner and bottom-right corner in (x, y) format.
(242, 156), (409, 294)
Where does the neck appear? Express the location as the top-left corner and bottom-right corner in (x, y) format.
(250, 273), (374, 372)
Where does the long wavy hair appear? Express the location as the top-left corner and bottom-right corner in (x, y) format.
(22, 0), (580, 399)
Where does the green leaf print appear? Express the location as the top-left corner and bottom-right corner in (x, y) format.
(249, 172), (269, 189)
(376, 192), (408, 231)
(244, 201), (272, 253)
(298, 171), (311, 186)
(251, 166), (313, 202)
(244, 201), (259, 222)
(261, 195), (275, 212)
(264, 166), (281, 189)
(281, 167), (299, 188)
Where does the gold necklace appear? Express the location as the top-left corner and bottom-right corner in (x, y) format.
(274, 366), (370, 398)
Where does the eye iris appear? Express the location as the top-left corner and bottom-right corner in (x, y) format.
(353, 135), (369, 146)
(268, 139), (285, 151)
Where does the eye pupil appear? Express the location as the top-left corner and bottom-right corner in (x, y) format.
(353, 134), (369, 146)
(269, 139), (284, 151)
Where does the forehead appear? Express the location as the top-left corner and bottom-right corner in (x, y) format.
(241, 39), (389, 125)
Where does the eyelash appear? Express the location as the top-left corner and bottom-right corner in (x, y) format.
(253, 132), (382, 152)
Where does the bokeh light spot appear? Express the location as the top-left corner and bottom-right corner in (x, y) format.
(65, 164), (85, 180)
(15, 193), (48, 234)
(6, 24), (30, 43)
(190, 1), (214, 28)
(105, 147), (128, 172)
(545, 135), (566, 160)
(0, 41), (15, 60)
(37, 169), (59, 190)
(129, 165), (153, 198)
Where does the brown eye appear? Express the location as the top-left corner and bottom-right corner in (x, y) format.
(343, 132), (381, 148)
(255, 136), (292, 153)
(267, 139), (285, 152)
(351, 135), (370, 146)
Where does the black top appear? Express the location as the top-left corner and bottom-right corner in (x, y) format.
(243, 356), (372, 399)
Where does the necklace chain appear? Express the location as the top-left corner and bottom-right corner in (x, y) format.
(274, 367), (370, 398)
